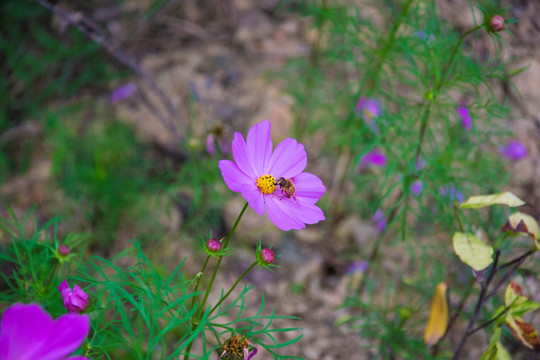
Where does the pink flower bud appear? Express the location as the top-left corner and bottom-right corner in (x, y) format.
(261, 248), (275, 264)
(206, 238), (222, 253)
(489, 15), (505, 32)
(58, 245), (71, 256)
(58, 279), (89, 313)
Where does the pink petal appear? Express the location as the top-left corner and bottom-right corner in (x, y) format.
(293, 172), (326, 205)
(246, 120), (273, 176)
(295, 199), (325, 224)
(219, 160), (253, 193)
(268, 138), (307, 179)
(0, 303), (54, 359)
(39, 313), (90, 360)
(231, 133), (257, 178)
(58, 279), (69, 293)
(240, 184), (265, 216)
(361, 150), (386, 167)
(265, 196), (306, 231)
(457, 106), (472, 131)
(66, 357), (91, 360)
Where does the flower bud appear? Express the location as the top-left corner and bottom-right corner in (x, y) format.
(489, 15), (504, 32)
(255, 241), (279, 270)
(58, 279), (89, 313)
(261, 248), (275, 265)
(206, 238), (222, 253)
(58, 244), (71, 256)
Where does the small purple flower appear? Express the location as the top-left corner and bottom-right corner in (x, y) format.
(415, 157), (426, 171)
(361, 149), (387, 167)
(373, 210), (387, 233)
(206, 133), (217, 155)
(356, 98), (381, 119)
(499, 140), (528, 161)
(347, 260), (368, 274)
(414, 31), (435, 45)
(58, 279), (89, 313)
(109, 82), (137, 103)
(219, 120), (326, 231)
(457, 106), (472, 131)
(440, 183), (465, 203)
(207, 124), (233, 156)
(411, 180), (423, 196)
(0, 303), (90, 360)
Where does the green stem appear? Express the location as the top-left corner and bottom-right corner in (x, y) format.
(184, 202), (249, 360)
(435, 25), (482, 94)
(45, 258), (59, 288)
(196, 202), (249, 318)
(190, 255), (211, 309)
(330, 0), (414, 222)
(209, 261), (257, 316)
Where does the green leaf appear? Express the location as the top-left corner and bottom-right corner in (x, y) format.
(504, 282), (540, 317)
(452, 232), (493, 271)
(460, 192), (526, 209)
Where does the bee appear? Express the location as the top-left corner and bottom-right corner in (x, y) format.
(275, 177), (296, 200)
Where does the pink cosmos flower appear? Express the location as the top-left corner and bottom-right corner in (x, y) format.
(218, 120), (325, 231)
(356, 97), (382, 133)
(0, 303), (90, 360)
(456, 105), (472, 131)
(361, 149), (387, 167)
(499, 140), (528, 160)
(58, 280), (89, 313)
(356, 98), (381, 119)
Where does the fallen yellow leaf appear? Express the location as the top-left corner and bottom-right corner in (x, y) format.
(424, 282), (448, 346)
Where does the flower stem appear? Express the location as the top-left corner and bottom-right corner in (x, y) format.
(209, 261), (257, 316)
(45, 258), (59, 288)
(183, 202), (249, 360)
(190, 255), (211, 309)
(329, 0), (414, 223)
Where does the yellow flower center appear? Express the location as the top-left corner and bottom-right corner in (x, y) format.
(256, 174), (276, 194)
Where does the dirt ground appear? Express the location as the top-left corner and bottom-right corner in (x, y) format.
(2, 0), (540, 359)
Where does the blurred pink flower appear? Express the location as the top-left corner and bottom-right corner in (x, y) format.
(457, 105), (472, 131)
(440, 183), (465, 203)
(499, 140), (528, 160)
(347, 260), (368, 274)
(373, 210), (387, 233)
(361, 149), (387, 167)
(356, 97), (381, 133)
(109, 82), (137, 103)
(58, 280), (89, 313)
(0, 303), (90, 360)
(411, 180), (423, 196)
(356, 98), (381, 119)
(414, 31), (435, 45)
(219, 120), (325, 231)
